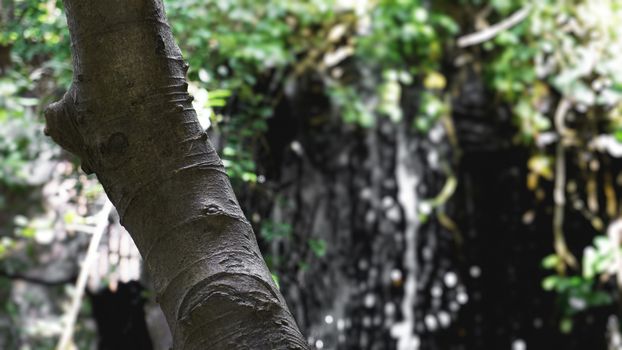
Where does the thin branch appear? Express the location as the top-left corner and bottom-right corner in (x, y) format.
(457, 6), (532, 48)
(57, 199), (113, 350)
(552, 98), (577, 271)
(64, 223), (98, 235)
(0, 271), (77, 286)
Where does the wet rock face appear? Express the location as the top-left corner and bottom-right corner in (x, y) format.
(240, 69), (615, 349)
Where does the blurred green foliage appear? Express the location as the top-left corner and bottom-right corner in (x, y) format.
(541, 235), (617, 333)
(470, 0), (622, 330)
(0, 0), (70, 188)
(166, 0), (337, 182)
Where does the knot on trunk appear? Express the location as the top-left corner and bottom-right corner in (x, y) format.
(44, 88), (95, 174)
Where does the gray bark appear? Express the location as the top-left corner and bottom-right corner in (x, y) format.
(43, 0), (307, 349)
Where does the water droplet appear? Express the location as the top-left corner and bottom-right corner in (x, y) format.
(360, 188), (372, 200)
(384, 302), (396, 316)
(512, 339), (526, 350)
(390, 269), (402, 283)
(325, 315), (334, 325)
(444, 272), (458, 288)
(419, 202), (432, 215)
(438, 311), (451, 328)
(422, 247), (433, 261)
(449, 301), (460, 312)
(364, 294), (375, 308)
(290, 140), (303, 155)
(469, 266), (481, 278)
(424, 314), (438, 331)
(431, 284), (443, 298)
(382, 196), (394, 208)
(386, 206), (401, 222)
(457, 292), (469, 305)
(533, 318), (543, 329)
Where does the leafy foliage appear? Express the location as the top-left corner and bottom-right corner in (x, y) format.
(541, 235), (617, 333)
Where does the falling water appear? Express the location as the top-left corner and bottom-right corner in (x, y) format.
(391, 127), (421, 350)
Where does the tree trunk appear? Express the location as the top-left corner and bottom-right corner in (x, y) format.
(43, 1), (307, 349)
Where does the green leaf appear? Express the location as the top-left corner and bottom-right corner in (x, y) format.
(560, 317), (573, 334)
(582, 247), (597, 279)
(586, 291), (613, 306)
(208, 89), (231, 98)
(308, 239), (327, 258)
(542, 275), (559, 291)
(541, 254), (559, 270)
(271, 273), (280, 290)
(207, 99), (227, 107)
(64, 211), (77, 224)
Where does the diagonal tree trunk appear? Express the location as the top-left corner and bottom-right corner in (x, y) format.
(43, 0), (308, 349)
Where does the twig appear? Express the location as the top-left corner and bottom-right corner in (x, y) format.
(64, 223), (98, 235)
(423, 175), (457, 209)
(56, 199), (113, 350)
(0, 271), (77, 286)
(607, 220), (622, 313)
(457, 6), (532, 48)
(552, 98), (577, 271)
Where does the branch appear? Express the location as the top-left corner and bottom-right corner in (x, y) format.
(57, 199), (113, 350)
(0, 271), (77, 286)
(552, 98), (577, 271)
(457, 6), (532, 48)
(44, 88), (95, 174)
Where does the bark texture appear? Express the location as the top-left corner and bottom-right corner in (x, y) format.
(44, 1), (307, 349)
